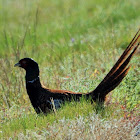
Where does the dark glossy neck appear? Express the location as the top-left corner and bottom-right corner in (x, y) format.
(26, 74), (42, 89)
(26, 76), (42, 88)
(26, 76), (40, 83)
(25, 67), (40, 82)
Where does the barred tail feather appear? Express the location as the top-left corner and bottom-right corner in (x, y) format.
(90, 29), (140, 102)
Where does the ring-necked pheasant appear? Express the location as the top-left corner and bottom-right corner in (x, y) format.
(15, 29), (140, 114)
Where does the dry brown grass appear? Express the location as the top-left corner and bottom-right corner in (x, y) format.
(13, 113), (140, 140)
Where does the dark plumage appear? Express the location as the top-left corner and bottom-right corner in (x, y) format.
(15, 30), (140, 114)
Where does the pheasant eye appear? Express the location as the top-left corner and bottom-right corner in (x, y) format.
(21, 60), (27, 68)
(22, 61), (26, 64)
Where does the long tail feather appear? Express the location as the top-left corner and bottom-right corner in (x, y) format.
(101, 66), (131, 97)
(90, 29), (140, 102)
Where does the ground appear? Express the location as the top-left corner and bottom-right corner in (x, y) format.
(0, 0), (140, 139)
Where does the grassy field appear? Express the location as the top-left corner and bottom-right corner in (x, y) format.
(0, 0), (140, 139)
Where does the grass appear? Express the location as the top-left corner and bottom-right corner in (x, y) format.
(0, 0), (140, 139)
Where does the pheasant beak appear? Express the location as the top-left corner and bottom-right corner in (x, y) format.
(14, 62), (21, 67)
